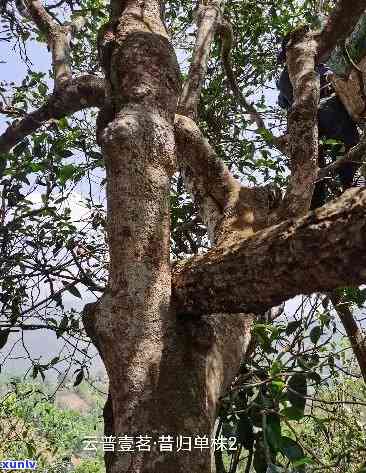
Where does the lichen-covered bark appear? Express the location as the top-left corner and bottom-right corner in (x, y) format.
(84, 288), (253, 473)
(330, 56), (366, 122)
(73, 2), (366, 471)
(82, 1), (257, 472)
(173, 188), (366, 317)
(177, 0), (222, 119)
(326, 10), (366, 121)
(279, 28), (320, 219)
(82, 1), (181, 471)
(327, 13), (366, 75)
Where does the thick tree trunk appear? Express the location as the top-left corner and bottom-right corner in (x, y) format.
(79, 2), (366, 471)
(81, 1), (254, 472)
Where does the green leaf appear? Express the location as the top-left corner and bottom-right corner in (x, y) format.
(258, 127), (274, 143)
(342, 287), (366, 308)
(58, 117), (69, 129)
(0, 329), (10, 349)
(287, 373), (307, 414)
(307, 371), (322, 385)
(13, 140), (29, 156)
(56, 314), (68, 338)
(280, 436), (304, 462)
(32, 365), (39, 379)
(319, 312), (331, 326)
(49, 356), (60, 366)
(74, 369), (84, 387)
(293, 456), (314, 467)
(60, 149), (74, 159)
(252, 324), (273, 352)
(266, 414), (282, 451)
(65, 284), (82, 299)
(237, 414), (254, 449)
(221, 420), (234, 438)
(270, 379), (285, 396)
(39, 366), (45, 381)
(27, 443), (36, 457)
(58, 164), (77, 184)
(323, 138), (341, 145)
(297, 355), (312, 370)
(270, 360), (283, 376)
(280, 406), (304, 421)
(285, 320), (302, 336)
(38, 82), (48, 95)
(310, 325), (322, 345)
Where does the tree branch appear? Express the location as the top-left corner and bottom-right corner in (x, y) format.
(176, 2), (283, 248)
(1, 4), (103, 174)
(24, 0), (72, 85)
(279, 28), (320, 219)
(173, 188), (366, 317)
(174, 115), (282, 243)
(0, 75), (105, 158)
(177, 0), (222, 119)
(329, 291), (366, 383)
(327, 13), (366, 76)
(278, 27), (320, 219)
(317, 0), (366, 63)
(22, 0), (88, 88)
(317, 133), (366, 181)
(218, 18), (287, 155)
(24, 0), (56, 33)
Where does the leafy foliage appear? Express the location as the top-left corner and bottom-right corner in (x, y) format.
(0, 379), (105, 471)
(216, 295), (366, 472)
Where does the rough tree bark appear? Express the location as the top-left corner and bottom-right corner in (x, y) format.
(82, 0), (255, 472)
(278, 27), (320, 219)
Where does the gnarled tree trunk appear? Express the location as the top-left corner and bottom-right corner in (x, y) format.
(82, 1), (254, 472)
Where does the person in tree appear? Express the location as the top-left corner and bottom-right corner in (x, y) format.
(277, 37), (360, 209)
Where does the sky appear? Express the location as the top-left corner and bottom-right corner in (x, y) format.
(0, 35), (52, 129)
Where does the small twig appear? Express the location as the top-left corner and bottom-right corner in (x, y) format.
(218, 18), (287, 154)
